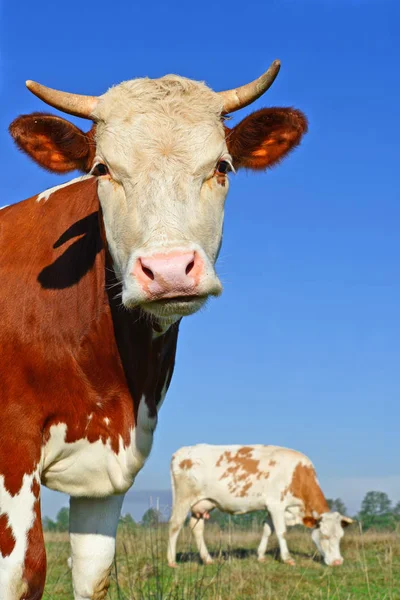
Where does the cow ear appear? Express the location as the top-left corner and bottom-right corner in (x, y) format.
(340, 516), (354, 528)
(9, 113), (96, 174)
(226, 108), (308, 171)
(303, 516), (318, 528)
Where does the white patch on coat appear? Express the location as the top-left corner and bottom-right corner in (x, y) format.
(41, 371), (171, 498)
(36, 175), (92, 202)
(0, 469), (40, 599)
(130, 396), (157, 463)
(41, 423), (138, 496)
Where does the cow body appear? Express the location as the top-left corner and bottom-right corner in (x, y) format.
(168, 445), (353, 567)
(1, 68), (307, 599)
(0, 178), (178, 599)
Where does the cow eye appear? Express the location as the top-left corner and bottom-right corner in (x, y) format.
(216, 160), (231, 175)
(92, 163), (109, 177)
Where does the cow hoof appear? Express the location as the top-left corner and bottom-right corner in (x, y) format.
(283, 558), (296, 566)
(168, 562), (178, 569)
(258, 556), (266, 563)
(203, 558), (213, 565)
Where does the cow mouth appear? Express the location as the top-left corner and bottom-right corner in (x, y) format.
(151, 295), (207, 304)
(143, 295), (208, 317)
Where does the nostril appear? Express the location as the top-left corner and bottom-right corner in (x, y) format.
(140, 263), (155, 281)
(185, 260), (195, 275)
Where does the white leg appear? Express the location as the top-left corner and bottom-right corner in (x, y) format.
(257, 519), (272, 562)
(69, 494), (124, 600)
(167, 500), (191, 567)
(268, 507), (295, 565)
(190, 516), (213, 564)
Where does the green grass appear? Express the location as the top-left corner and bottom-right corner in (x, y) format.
(43, 524), (400, 599)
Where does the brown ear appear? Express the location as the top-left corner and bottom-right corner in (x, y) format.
(9, 113), (96, 174)
(226, 108), (308, 171)
(303, 516), (318, 528)
(341, 516), (354, 528)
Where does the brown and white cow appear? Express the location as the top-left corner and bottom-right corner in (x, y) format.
(0, 62), (307, 599)
(168, 445), (353, 567)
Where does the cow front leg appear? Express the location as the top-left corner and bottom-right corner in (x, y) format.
(257, 518), (272, 562)
(268, 507), (295, 566)
(0, 471), (46, 600)
(69, 495), (124, 600)
(189, 516), (213, 565)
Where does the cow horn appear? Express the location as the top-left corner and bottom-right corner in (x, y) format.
(218, 60), (281, 114)
(26, 81), (98, 119)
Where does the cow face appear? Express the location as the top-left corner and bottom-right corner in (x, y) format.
(90, 78), (229, 321)
(10, 69), (307, 325)
(311, 512), (353, 566)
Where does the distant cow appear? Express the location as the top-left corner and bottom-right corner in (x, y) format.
(168, 445), (353, 567)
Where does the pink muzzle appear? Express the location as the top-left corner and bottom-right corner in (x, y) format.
(331, 559), (343, 567)
(133, 251), (204, 299)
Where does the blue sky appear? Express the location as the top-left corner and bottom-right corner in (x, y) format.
(1, 0), (399, 517)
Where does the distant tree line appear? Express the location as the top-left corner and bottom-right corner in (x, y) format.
(42, 491), (400, 532)
(358, 491), (400, 531)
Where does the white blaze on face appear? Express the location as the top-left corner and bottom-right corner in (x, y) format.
(311, 512), (347, 566)
(90, 76), (229, 319)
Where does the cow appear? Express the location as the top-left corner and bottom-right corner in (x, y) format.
(0, 61), (308, 600)
(168, 445), (353, 568)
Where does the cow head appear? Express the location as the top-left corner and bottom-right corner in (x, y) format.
(10, 62), (307, 326)
(308, 512), (354, 566)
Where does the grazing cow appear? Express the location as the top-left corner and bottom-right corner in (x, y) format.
(168, 445), (353, 567)
(0, 62), (308, 600)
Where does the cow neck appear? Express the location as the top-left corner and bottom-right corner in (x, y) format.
(104, 253), (180, 423)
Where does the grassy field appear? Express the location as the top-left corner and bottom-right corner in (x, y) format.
(43, 524), (400, 599)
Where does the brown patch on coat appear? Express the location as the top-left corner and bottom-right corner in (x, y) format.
(216, 447), (270, 497)
(0, 514), (16, 557)
(31, 478), (40, 499)
(269, 460), (276, 467)
(283, 462), (329, 523)
(237, 482), (253, 497)
(179, 459), (193, 470)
